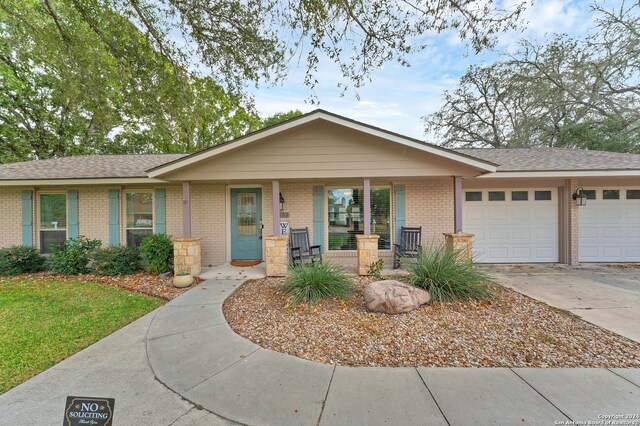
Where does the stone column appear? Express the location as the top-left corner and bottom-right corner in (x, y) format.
(443, 232), (474, 262)
(265, 235), (288, 277)
(173, 237), (201, 276)
(356, 234), (380, 276)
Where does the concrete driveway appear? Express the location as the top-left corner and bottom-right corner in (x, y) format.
(490, 264), (640, 343)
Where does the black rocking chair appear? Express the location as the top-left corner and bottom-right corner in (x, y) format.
(393, 226), (422, 269)
(289, 227), (323, 266)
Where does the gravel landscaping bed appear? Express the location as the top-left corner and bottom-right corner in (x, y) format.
(223, 276), (640, 367)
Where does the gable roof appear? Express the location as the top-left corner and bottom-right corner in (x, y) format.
(146, 109), (499, 177)
(0, 154), (186, 181)
(455, 148), (640, 176)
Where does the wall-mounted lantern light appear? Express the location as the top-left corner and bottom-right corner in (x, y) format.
(572, 187), (588, 207)
(279, 192), (285, 211)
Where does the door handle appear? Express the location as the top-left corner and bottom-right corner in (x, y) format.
(259, 220), (263, 239)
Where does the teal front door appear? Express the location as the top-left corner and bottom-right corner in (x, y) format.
(231, 188), (263, 260)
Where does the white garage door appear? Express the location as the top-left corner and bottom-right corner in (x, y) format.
(579, 188), (640, 262)
(463, 188), (559, 263)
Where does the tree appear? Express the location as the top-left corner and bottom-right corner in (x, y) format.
(0, 0), (260, 162)
(3, 0), (527, 95)
(261, 110), (304, 128)
(425, 2), (640, 153)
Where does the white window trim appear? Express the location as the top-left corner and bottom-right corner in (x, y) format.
(325, 185), (393, 253)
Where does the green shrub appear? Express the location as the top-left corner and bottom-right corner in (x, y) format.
(139, 233), (173, 274)
(92, 246), (141, 276)
(405, 244), (493, 302)
(279, 262), (355, 306)
(49, 236), (102, 275)
(0, 246), (46, 275)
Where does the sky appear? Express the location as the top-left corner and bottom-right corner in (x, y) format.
(247, 0), (601, 140)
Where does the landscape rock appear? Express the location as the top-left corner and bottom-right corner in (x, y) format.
(363, 280), (431, 314)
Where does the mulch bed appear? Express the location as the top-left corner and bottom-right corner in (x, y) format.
(223, 276), (640, 368)
(3, 272), (202, 300)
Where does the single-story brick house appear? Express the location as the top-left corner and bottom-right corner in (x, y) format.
(1, 109), (639, 270)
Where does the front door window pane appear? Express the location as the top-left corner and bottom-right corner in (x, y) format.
(328, 188), (363, 250)
(237, 193), (257, 236)
(126, 192), (153, 247)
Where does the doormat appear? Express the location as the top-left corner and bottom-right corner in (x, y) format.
(231, 260), (262, 267)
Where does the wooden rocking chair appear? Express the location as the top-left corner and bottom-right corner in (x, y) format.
(289, 227), (323, 266)
(393, 226), (422, 269)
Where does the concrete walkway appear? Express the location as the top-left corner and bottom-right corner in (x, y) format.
(0, 310), (233, 426)
(147, 278), (640, 426)
(491, 264), (640, 343)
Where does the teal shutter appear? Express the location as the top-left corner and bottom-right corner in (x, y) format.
(108, 189), (120, 246)
(21, 191), (33, 246)
(67, 190), (79, 239)
(394, 184), (406, 243)
(313, 186), (324, 248)
(154, 188), (166, 234)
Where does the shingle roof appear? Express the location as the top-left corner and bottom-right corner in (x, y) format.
(454, 148), (640, 172)
(1, 147), (640, 181)
(0, 154), (187, 180)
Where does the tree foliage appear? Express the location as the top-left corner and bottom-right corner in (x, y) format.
(0, 0), (260, 163)
(261, 110), (303, 128)
(1, 0), (527, 163)
(425, 2), (640, 153)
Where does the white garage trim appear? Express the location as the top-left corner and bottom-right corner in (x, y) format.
(578, 187), (640, 262)
(463, 188), (559, 263)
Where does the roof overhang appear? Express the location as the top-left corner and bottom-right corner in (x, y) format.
(147, 110), (498, 178)
(478, 170), (640, 178)
(0, 177), (168, 186)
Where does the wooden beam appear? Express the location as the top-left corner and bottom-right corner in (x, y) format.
(454, 176), (463, 233)
(182, 181), (192, 237)
(272, 180), (280, 235)
(363, 178), (371, 235)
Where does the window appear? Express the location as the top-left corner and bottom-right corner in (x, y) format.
(126, 192), (153, 247)
(627, 190), (640, 200)
(328, 187), (391, 250)
(371, 188), (391, 250)
(535, 191), (552, 201)
(488, 191), (505, 201)
(583, 190), (596, 200)
(511, 191), (528, 201)
(40, 193), (67, 254)
(465, 192), (482, 202)
(603, 189), (620, 200)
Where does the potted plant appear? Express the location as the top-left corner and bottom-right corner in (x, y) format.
(173, 267), (194, 288)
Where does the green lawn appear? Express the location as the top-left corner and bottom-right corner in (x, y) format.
(0, 277), (164, 393)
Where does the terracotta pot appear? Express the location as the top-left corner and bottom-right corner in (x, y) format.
(173, 274), (193, 288)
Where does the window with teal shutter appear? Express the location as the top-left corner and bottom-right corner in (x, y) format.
(108, 189), (120, 246)
(67, 190), (79, 239)
(313, 186), (324, 248)
(22, 191), (33, 247)
(394, 184), (406, 243)
(154, 188), (166, 234)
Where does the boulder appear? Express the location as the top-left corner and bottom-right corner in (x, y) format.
(364, 280), (431, 314)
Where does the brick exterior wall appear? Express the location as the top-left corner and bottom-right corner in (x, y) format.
(0, 188), (24, 247)
(403, 179), (455, 246)
(165, 185), (183, 238)
(78, 187), (110, 245)
(191, 183), (226, 267)
(279, 182), (315, 241)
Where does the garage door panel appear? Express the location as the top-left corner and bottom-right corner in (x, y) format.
(464, 188), (558, 263)
(579, 190), (640, 262)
